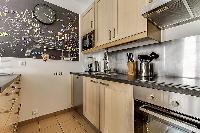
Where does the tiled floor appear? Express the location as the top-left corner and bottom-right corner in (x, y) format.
(17, 110), (97, 133)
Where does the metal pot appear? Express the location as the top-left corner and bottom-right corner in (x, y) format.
(138, 52), (158, 77)
(140, 61), (154, 77)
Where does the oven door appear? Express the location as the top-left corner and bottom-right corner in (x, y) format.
(138, 105), (200, 133)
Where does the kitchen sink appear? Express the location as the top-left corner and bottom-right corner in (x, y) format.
(93, 73), (118, 77)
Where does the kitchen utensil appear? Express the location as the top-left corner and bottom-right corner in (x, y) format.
(127, 53), (134, 62)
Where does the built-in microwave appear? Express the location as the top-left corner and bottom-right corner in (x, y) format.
(82, 30), (95, 51)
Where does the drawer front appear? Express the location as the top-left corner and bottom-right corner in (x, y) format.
(0, 112), (10, 127)
(163, 91), (200, 119)
(9, 101), (21, 125)
(0, 77), (21, 132)
(0, 96), (16, 113)
(1, 87), (14, 96)
(3, 124), (17, 133)
(133, 85), (164, 106)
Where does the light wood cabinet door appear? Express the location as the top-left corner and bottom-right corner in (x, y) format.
(83, 77), (100, 129)
(135, 0), (148, 34)
(102, 81), (134, 133)
(117, 0), (147, 40)
(81, 3), (95, 36)
(95, 0), (113, 46)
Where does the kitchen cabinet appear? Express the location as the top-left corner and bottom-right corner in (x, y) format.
(101, 80), (134, 133)
(0, 77), (21, 133)
(82, 0), (160, 54)
(117, 0), (147, 40)
(81, 3), (95, 36)
(83, 77), (100, 128)
(95, 0), (113, 46)
(95, 0), (160, 45)
(83, 77), (134, 133)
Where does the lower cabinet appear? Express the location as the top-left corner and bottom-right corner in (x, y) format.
(0, 76), (21, 133)
(102, 81), (134, 133)
(83, 77), (100, 128)
(83, 77), (134, 133)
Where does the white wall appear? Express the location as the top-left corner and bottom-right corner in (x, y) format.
(0, 13), (84, 122)
(44, 0), (94, 14)
(0, 57), (84, 122)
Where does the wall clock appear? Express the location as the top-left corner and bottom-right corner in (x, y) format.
(33, 4), (56, 24)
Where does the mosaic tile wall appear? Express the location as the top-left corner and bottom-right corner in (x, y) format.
(0, 0), (79, 61)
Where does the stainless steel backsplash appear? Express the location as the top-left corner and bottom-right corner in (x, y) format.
(108, 35), (200, 78)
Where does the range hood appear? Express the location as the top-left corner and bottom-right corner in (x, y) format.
(142, 0), (200, 29)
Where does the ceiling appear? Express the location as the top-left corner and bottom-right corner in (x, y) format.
(44, 0), (94, 14)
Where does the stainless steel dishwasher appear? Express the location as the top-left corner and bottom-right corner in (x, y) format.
(72, 74), (83, 115)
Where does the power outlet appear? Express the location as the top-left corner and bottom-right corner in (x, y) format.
(32, 109), (38, 116)
(19, 61), (26, 66)
(54, 72), (63, 76)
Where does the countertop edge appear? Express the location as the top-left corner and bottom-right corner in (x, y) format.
(0, 74), (21, 93)
(70, 72), (200, 97)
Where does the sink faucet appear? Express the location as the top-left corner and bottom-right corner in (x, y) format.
(103, 49), (111, 74)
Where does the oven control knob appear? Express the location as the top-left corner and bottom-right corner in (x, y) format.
(171, 101), (180, 107)
(150, 95), (155, 100)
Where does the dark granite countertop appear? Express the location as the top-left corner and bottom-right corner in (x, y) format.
(70, 72), (200, 97)
(0, 74), (21, 93)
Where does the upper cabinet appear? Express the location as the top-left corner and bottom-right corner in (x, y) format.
(117, 0), (147, 40)
(81, 0), (161, 53)
(81, 3), (95, 36)
(95, 0), (113, 46)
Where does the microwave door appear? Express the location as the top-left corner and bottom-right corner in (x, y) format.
(139, 106), (200, 133)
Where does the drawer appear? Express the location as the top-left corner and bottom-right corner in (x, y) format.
(0, 96), (16, 113)
(1, 87), (14, 96)
(163, 91), (200, 119)
(3, 124), (17, 133)
(8, 100), (21, 125)
(133, 85), (164, 106)
(0, 112), (10, 127)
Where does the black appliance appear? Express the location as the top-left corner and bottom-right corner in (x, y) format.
(82, 30), (95, 51)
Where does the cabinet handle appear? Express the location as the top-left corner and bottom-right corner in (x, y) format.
(15, 107), (20, 115)
(4, 93), (12, 96)
(1, 110), (11, 114)
(90, 80), (98, 84)
(148, 0), (153, 3)
(100, 82), (109, 86)
(12, 86), (17, 89)
(113, 28), (116, 38)
(15, 91), (20, 96)
(15, 82), (20, 84)
(91, 21), (93, 28)
(109, 30), (111, 40)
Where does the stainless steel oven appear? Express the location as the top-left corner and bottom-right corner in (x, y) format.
(134, 85), (200, 133)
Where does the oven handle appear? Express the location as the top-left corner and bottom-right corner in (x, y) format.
(140, 106), (200, 133)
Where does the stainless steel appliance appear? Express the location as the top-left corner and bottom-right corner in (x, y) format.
(138, 52), (159, 77)
(72, 75), (83, 115)
(141, 0), (200, 29)
(94, 61), (100, 72)
(82, 30), (95, 51)
(134, 85), (200, 133)
(103, 50), (111, 74)
(85, 57), (100, 73)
